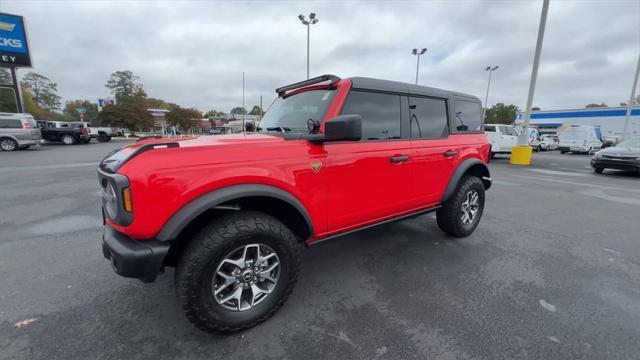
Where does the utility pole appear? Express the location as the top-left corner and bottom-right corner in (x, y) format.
(511, 0), (549, 165)
(411, 48), (427, 85)
(259, 95), (263, 120)
(622, 52), (640, 139)
(483, 66), (499, 120)
(298, 13), (319, 79)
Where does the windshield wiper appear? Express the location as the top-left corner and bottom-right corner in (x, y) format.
(266, 127), (291, 133)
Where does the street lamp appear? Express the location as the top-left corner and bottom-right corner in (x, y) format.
(483, 65), (499, 120)
(411, 48), (427, 84)
(298, 13), (319, 80)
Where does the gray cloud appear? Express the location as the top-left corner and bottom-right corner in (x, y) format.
(4, 0), (640, 112)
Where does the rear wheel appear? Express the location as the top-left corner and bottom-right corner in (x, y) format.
(62, 134), (76, 145)
(97, 133), (111, 142)
(176, 210), (301, 333)
(437, 175), (485, 237)
(0, 138), (18, 151)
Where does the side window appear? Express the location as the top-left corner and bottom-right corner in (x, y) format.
(484, 125), (496, 132)
(499, 126), (510, 135)
(0, 119), (22, 129)
(507, 127), (518, 136)
(409, 96), (448, 139)
(453, 100), (482, 132)
(341, 90), (401, 141)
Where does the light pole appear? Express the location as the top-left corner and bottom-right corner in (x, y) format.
(622, 52), (640, 139)
(298, 13), (319, 80)
(483, 65), (499, 120)
(411, 48), (427, 84)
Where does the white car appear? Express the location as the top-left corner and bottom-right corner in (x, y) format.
(558, 126), (602, 154)
(539, 136), (558, 151)
(484, 124), (518, 157)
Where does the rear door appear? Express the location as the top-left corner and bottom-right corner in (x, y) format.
(23, 117), (42, 141)
(324, 90), (414, 232)
(407, 95), (455, 205)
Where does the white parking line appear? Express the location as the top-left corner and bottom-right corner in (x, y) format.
(509, 174), (640, 194)
(525, 168), (590, 177)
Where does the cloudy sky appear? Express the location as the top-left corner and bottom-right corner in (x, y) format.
(3, 0), (640, 113)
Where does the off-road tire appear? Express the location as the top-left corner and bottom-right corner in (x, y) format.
(175, 210), (301, 333)
(436, 175), (485, 237)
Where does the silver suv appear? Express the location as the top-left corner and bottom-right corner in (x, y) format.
(0, 113), (43, 151)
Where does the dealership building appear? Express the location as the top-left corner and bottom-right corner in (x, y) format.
(514, 106), (640, 138)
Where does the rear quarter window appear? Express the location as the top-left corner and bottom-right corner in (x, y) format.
(0, 119), (23, 129)
(453, 100), (483, 133)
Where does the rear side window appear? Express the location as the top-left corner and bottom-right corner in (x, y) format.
(409, 96), (448, 139)
(0, 119), (22, 129)
(341, 90), (401, 141)
(453, 100), (482, 132)
(499, 126), (510, 135)
(484, 125), (496, 132)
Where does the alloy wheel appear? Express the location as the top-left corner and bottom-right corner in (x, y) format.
(1, 138), (16, 151)
(460, 190), (480, 225)
(212, 243), (280, 311)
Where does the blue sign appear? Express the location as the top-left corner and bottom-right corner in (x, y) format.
(0, 12), (31, 67)
(98, 98), (116, 110)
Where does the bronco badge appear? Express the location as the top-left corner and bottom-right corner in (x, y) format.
(310, 161), (322, 173)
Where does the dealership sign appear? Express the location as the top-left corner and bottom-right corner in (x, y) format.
(98, 98), (116, 111)
(0, 13), (31, 67)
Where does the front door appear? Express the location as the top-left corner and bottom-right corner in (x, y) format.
(324, 90), (414, 233)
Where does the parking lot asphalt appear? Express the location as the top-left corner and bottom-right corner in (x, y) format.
(1, 142), (639, 360)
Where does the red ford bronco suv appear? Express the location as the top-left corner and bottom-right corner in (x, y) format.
(99, 75), (491, 333)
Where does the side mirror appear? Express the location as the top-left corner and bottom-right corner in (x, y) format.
(323, 114), (362, 142)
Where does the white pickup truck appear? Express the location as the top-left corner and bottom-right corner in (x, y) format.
(68, 122), (114, 142)
(484, 124), (518, 157)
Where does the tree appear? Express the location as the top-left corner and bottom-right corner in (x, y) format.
(619, 95), (640, 107)
(105, 70), (145, 100)
(248, 105), (263, 116)
(204, 109), (226, 118)
(166, 106), (202, 132)
(21, 72), (61, 111)
(62, 100), (99, 124)
(485, 103), (520, 124)
(230, 107), (247, 115)
(98, 96), (153, 133)
(585, 102), (607, 108)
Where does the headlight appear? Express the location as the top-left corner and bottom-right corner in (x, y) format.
(592, 152), (602, 159)
(104, 182), (118, 219)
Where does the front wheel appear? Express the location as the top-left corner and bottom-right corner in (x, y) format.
(176, 210), (301, 333)
(594, 167), (604, 174)
(437, 175), (485, 237)
(0, 137), (18, 151)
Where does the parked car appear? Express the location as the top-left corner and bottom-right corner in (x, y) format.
(38, 120), (90, 145)
(591, 137), (640, 174)
(484, 124), (518, 157)
(209, 129), (222, 135)
(558, 125), (602, 154)
(0, 112), (43, 151)
(68, 122), (114, 142)
(98, 75), (492, 333)
(539, 135), (559, 151)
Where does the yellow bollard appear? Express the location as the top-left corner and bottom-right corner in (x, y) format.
(510, 146), (533, 165)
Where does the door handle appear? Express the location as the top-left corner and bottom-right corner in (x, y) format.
(389, 155), (409, 163)
(443, 150), (458, 157)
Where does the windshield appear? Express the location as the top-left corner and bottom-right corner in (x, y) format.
(259, 90), (336, 133)
(616, 137), (640, 148)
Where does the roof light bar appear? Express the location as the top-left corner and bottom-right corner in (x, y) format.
(276, 74), (341, 96)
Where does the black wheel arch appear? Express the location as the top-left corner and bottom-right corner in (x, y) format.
(156, 184), (314, 243)
(441, 158), (491, 203)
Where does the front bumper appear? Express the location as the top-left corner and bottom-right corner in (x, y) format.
(102, 226), (170, 283)
(591, 158), (640, 172)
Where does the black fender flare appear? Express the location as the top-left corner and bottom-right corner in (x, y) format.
(155, 184), (314, 241)
(441, 158), (492, 203)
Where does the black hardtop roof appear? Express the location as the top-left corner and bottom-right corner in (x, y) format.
(348, 77), (480, 102)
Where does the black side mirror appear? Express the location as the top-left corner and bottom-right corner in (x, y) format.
(323, 114), (362, 142)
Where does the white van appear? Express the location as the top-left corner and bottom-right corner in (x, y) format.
(558, 125), (602, 154)
(484, 124), (518, 157)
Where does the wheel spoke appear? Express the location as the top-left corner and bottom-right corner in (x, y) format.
(214, 271), (236, 295)
(219, 286), (243, 308)
(241, 244), (259, 264)
(220, 257), (243, 269)
(250, 284), (269, 306)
